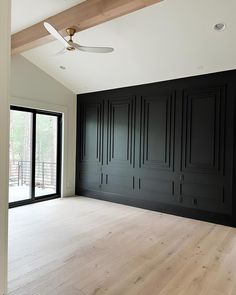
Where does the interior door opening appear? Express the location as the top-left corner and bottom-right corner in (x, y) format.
(9, 106), (62, 207)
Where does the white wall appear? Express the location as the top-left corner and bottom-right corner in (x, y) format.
(0, 0), (10, 293)
(22, 0), (236, 94)
(11, 55), (76, 197)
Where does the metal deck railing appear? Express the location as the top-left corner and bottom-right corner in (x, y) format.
(9, 160), (56, 188)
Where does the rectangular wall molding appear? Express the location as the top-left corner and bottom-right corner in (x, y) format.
(76, 70), (236, 226)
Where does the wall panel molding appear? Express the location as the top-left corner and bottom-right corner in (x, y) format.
(140, 92), (175, 171)
(181, 86), (226, 175)
(76, 70), (236, 226)
(106, 96), (135, 167)
(79, 101), (103, 165)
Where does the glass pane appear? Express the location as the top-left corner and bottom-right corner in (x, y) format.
(9, 110), (32, 202)
(35, 114), (58, 197)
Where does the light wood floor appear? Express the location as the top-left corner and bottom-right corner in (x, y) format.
(8, 197), (236, 295)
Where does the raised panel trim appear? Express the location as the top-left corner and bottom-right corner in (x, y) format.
(139, 92), (176, 171)
(79, 101), (103, 164)
(106, 96), (136, 167)
(181, 86), (226, 175)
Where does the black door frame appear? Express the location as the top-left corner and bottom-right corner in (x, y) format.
(9, 105), (62, 208)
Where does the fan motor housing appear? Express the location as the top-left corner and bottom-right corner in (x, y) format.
(66, 28), (76, 37)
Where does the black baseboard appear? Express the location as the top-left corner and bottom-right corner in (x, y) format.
(77, 189), (234, 227)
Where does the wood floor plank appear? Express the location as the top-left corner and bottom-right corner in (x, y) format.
(8, 197), (236, 295)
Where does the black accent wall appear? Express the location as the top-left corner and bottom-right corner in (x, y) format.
(76, 70), (236, 226)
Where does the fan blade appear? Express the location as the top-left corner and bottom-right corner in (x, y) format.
(44, 22), (69, 48)
(73, 43), (114, 53)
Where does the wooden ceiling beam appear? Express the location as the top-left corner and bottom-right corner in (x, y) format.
(11, 0), (163, 55)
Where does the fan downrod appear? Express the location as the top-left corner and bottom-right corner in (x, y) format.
(65, 27), (77, 50)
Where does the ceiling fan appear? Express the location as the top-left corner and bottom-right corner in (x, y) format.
(44, 22), (114, 54)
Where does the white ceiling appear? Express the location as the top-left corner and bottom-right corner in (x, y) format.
(15, 0), (236, 94)
(11, 0), (85, 33)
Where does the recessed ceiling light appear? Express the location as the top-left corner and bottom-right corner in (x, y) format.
(59, 65), (66, 70)
(213, 23), (226, 32)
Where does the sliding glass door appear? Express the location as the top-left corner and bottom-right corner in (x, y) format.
(9, 110), (33, 203)
(9, 106), (62, 207)
(35, 114), (58, 197)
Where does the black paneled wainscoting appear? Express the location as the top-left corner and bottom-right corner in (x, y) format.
(76, 70), (236, 226)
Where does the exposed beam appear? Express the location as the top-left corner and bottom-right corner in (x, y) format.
(11, 0), (163, 55)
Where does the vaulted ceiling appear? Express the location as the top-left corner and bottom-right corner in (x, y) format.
(12, 0), (236, 94)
